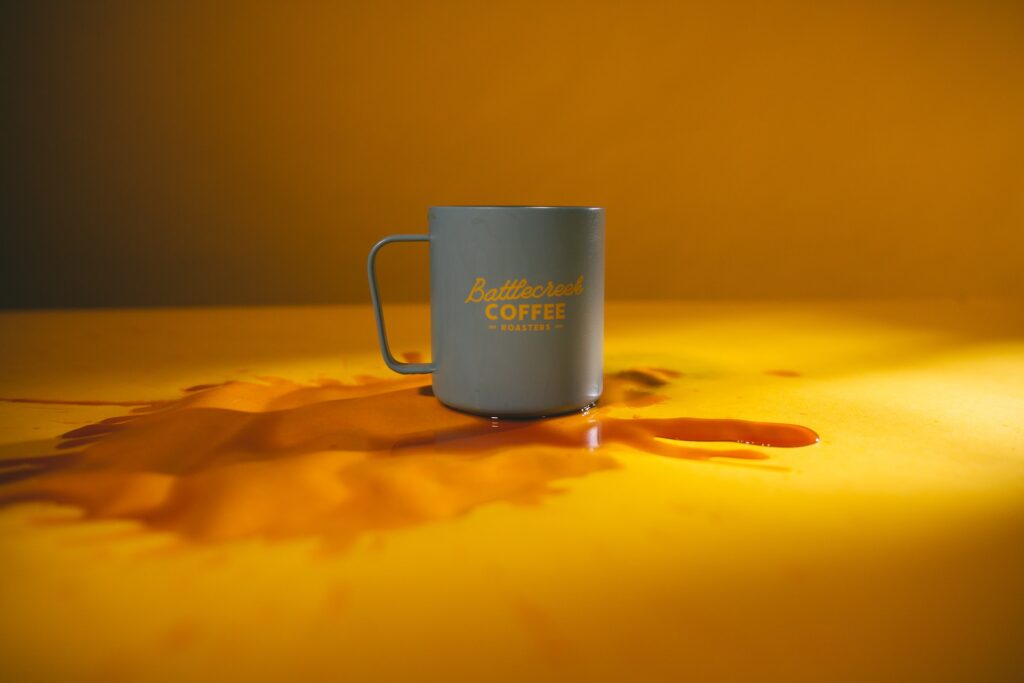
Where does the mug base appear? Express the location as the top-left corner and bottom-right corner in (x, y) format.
(435, 397), (598, 420)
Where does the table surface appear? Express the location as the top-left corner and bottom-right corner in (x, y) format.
(1, 300), (1023, 682)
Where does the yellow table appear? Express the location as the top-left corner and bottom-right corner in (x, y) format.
(1, 301), (1022, 682)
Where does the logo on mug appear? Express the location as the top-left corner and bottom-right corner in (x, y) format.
(464, 276), (584, 332)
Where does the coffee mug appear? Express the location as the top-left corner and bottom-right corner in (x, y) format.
(368, 206), (604, 417)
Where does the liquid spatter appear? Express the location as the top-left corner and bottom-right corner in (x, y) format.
(0, 368), (818, 549)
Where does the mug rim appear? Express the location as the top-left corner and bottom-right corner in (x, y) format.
(430, 205), (603, 211)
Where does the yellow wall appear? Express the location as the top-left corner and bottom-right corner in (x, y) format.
(3, 0), (1023, 307)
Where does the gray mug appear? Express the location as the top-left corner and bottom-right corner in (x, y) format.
(368, 206), (604, 417)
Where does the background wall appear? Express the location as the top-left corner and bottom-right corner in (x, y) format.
(3, 0), (1022, 308)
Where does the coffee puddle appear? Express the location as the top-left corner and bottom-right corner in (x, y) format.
(0, 368), (818, 550)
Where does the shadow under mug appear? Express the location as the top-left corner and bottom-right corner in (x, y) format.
(368, 206), (605, 418)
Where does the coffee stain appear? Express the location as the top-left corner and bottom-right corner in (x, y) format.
(0, 368), (818, 550)
(183, 383), (228, 393)
(160, 618), (200, 652)
(511, 596), (575, 668)
(765, 369), (802, 378)
(400, 350), (425, 363)
(0, 397), (167, 407)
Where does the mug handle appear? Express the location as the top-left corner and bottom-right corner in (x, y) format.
(367, 234), (435, 374)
